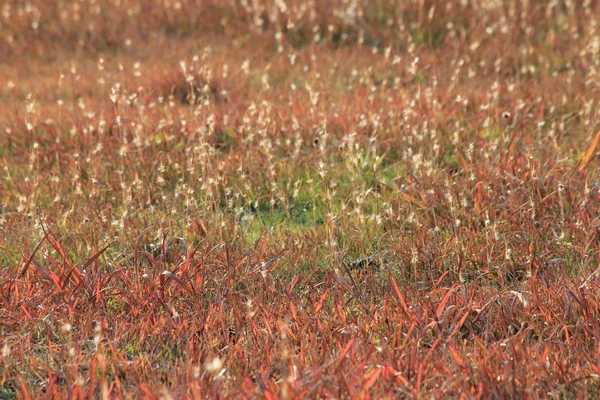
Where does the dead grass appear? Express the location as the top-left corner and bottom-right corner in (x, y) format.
(1, 0), (600, 398)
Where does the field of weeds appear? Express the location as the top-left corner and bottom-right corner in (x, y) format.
(1, 0), (600, 398)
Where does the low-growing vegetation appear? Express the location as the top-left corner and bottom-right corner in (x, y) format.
(1, 0), (599, 398)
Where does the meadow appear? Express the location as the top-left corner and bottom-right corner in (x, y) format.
(1, 0), (599, 398)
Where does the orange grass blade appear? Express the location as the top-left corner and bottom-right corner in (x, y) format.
(360, 368), (382, 394)
(449, 311), (472, 339)
(258, 231), (268, 263)
(139, 384), (159, 400)
(44, 232), (90, 292)
(578, 130), (600, 172)
(399, 191), (426, 209)
(335, 338), (356, 370)
(88, 355), (97, 400)
(391, 277), (415, 321)
(435, 284), (458, 319)
(447, 344), (466, 369)
(17, 375), (31, 400)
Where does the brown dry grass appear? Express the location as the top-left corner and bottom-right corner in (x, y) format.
(1, 0), (600, 398)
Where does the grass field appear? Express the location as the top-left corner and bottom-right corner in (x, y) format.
(1, 0), (600, 398)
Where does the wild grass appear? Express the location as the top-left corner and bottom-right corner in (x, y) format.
(1, 0), (600, 398)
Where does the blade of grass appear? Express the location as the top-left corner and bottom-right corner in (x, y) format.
(578, 130), (600, 172)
